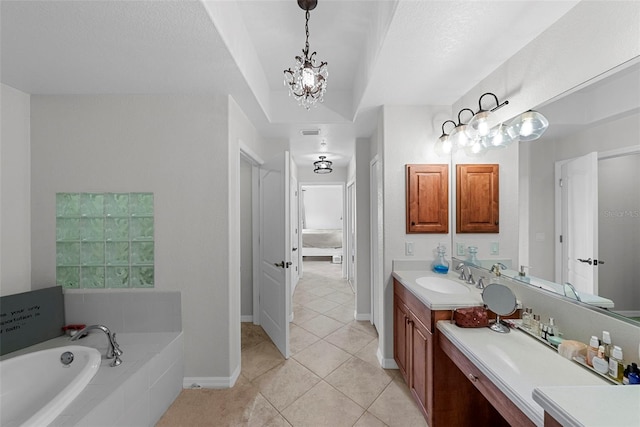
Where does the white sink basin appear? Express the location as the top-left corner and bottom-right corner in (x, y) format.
(415, 276), (470, 294)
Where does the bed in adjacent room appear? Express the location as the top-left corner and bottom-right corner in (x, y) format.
(301, 228), (343, 257)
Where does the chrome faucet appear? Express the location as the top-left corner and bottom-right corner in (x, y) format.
(71, 324), (123, 367)
(563, 282), (582, 302)
(490, 262), (507, 276)
(476, 276), (487, 290)
(456, 263), (467, 281)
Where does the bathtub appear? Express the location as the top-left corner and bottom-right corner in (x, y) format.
(0, 345), (101, 427)
(0, 331), (183, 426)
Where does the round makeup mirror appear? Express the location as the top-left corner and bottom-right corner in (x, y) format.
(482, 283), (517, 333)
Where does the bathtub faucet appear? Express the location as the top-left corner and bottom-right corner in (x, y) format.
(71, 324), (123, 367)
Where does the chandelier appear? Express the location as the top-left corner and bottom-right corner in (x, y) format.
(283, 0), (328, 110)
(313, 156), (332, 174)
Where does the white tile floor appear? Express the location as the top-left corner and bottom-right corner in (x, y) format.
(157, 260), (426, 427)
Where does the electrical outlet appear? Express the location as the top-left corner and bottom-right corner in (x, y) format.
(456, 242), (465, 256)
(490, 242), (499, 255)
(405, 242), (414, 256)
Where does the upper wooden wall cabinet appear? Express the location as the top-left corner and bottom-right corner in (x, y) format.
(406, 164), (448, 234)
(456, 164), (499, 233)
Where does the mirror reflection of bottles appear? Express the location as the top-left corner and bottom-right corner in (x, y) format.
(466, 246), (478, 265)
(432, 245), (450, 274)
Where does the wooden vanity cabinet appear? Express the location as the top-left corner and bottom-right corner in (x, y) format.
(394, 279), (513, 427)
(406, 164), (449, 233)
(456, 163), (499, 233)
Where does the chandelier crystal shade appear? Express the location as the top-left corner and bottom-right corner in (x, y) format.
(284, 0), (328, 110)
(313, 155), (332, 174)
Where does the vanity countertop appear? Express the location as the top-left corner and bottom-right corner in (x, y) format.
(391, 269), (484, 310)
(532, 385), (640, 427)
(437, 321), (612, 427)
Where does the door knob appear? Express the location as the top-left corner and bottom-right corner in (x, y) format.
(274, 261), (285, 268)
(577, 258), (593, 265)
(292, 247), (298, 251)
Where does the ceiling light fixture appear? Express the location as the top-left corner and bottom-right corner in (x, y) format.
(284, 0), (328, 110)
(434, 92), (548, 156)
(313, 155), (332, 174)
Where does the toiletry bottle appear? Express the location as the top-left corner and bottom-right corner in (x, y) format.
(602, 331), (612, 361)
(522, 308), (531, 329)
(547, 318), (556, 340)
(622, 365), (630, 385)
(541, 324), (548, 340)
(586, 336), (599, 367)
(518, 265), (531, 283)
(592, 345), (610, 374)
(608, 346), (624, 381)
(431, 245), (450, 274)
(531, 314), (540, 336)
(466, 246), (479, 265)
(629, 363), (640, 385)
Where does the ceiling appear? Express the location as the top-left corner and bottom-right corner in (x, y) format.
(1, 0), (581, 167)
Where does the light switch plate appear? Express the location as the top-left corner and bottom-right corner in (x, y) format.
(490, 242), (499, 255)
(456, 242), (465, 256)
(405, 242), (414, 256)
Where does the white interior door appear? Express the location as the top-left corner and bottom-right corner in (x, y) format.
(291, 176), (300, 293)
(346, 182), (356, 287)
(370, 157), (381, 330)
(560, 152), (598, 295)
(259, 151), (291, 358)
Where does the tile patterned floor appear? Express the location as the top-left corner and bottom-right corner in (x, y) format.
(157, 261), (427, 427)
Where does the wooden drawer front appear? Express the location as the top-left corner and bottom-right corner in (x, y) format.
(439, 333), (535, 427)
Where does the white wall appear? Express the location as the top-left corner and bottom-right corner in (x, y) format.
(29, 95), (234, 380)
(380, 105), (451, 364)
(297, 165), (348, 183)
(377, 1), (640, 363)
(302, 185), (343, 230)
(0, 84), (31, 296)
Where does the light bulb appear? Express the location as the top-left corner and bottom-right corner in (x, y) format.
(302, 66), (315, 89)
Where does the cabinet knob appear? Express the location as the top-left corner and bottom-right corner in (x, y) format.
(468, 373), (478, 382)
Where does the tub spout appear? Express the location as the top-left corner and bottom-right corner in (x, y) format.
(70, 325), (123, 367)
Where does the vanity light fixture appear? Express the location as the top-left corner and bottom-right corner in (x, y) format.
(434, 93), (548, 156)
(434, 120), (457, 155)
(283, 0), (328, 110)
(509, 110), (549, 141)
(447, 108), (475, 149)
(465, 93), (510, 139)
(313, 155), (333, 174)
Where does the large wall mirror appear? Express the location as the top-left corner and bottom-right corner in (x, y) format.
(452, 58), (640, 325)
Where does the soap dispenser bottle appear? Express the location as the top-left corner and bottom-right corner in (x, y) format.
(431, 245), (450, 274)
(518, 265), (531, 283)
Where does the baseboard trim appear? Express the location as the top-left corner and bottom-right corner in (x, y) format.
(354, 312), (371, 321)
(183, 364), (241, 389)
(377, 347), (399, 369)
(240, 315), (253, 322)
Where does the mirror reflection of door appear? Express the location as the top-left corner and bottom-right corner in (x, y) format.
(557, 152), (598, 295)
(598, 152), (640, 318)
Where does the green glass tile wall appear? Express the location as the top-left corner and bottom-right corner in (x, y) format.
(56, 192), (154, 289)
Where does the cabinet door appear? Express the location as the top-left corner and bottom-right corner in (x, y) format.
(406, 164), (449, 233)
(409, 314), (432, 419)
(456, 164), (499, 233)
(393, 297), (410, 381)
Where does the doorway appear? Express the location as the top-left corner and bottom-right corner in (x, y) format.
(299, 184), (346, 278)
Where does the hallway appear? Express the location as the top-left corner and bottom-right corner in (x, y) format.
(157, 260), (426, 426)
